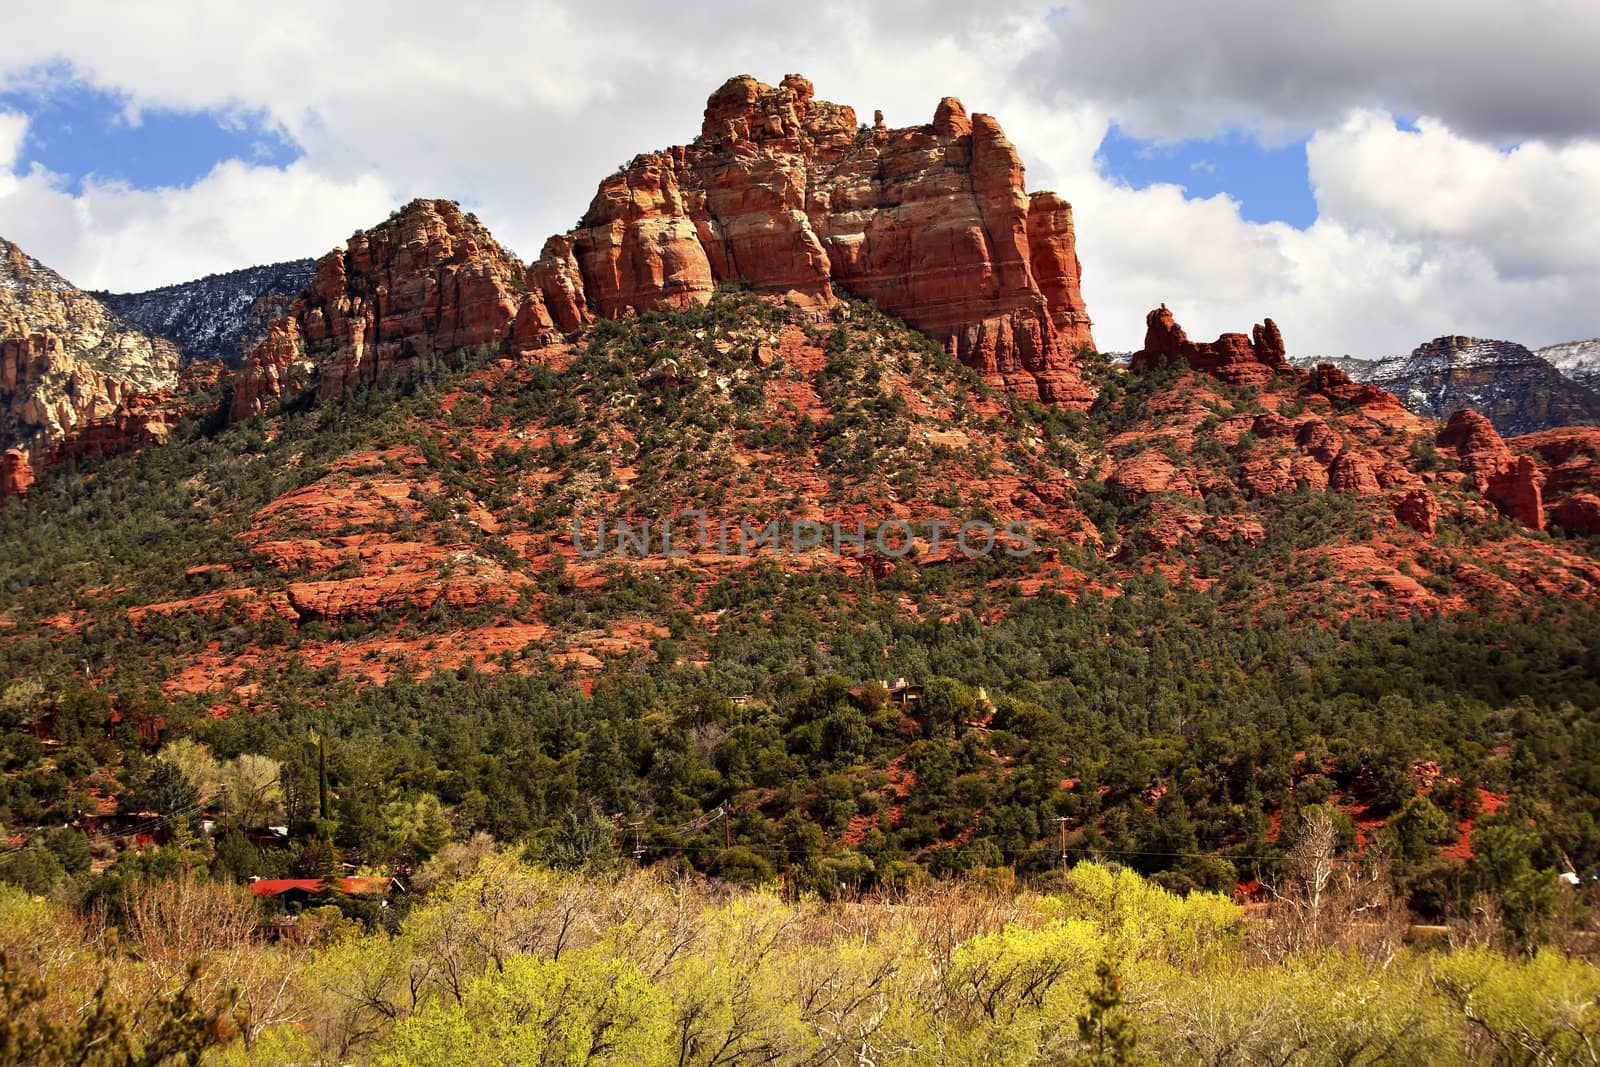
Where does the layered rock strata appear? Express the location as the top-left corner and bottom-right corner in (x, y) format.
(233, 74), (1098, 418)
(1, 237), (181, 462)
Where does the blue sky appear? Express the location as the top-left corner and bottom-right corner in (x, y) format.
(1095, 126), (1316, 229)
(0, 76), (299, 193)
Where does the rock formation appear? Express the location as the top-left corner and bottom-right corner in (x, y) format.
(1131, 306), (1290, 386)
(232, 74), (1098, 418)
(1, 236), (182, 472)
(0, 448), (32, 499)
(1513, 426), (1600, 535)
(1437, 409), (1544, 530)
(1549, 493), (1600, 535)
(1392, 488), (1440, 536)
(230, 200), (546, 420)
(554, 75), (1095, 403)
(1308, 362), (1413, 419)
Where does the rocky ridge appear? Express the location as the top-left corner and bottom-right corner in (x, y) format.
(1, 237), (186, 484)
(1294, 336), (1600, 436)
(94, 258), (316, 368)
(232, 74), (1097, 418)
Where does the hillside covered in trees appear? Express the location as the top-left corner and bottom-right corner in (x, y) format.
(1, 269), (1599, 1065)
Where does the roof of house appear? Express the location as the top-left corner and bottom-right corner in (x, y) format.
(248, 879), (327, 897)
(248, 876), (401, 898)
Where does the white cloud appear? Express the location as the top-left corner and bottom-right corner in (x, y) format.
(0, 159), (398, 290)
(0, 0), (1597, 357)
(1029, 0), (1600, 144)
(1309, 112), (1600, 277)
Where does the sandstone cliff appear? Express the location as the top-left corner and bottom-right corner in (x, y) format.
(548, 75), (1095, 403)
(1513, 426), (1600, 535)
(1, 237), (182, 465)
(229, 200), (543, 420)
(0, 448), (32, 499)
(1436, 409), (1545, 530)
(232, 74), (1098, 419)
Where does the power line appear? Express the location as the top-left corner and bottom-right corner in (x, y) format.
(618, 835), (1295, 866)
(628, 802), (1298, 865)
(0, 800), (207, 853)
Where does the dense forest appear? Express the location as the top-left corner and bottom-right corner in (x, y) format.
(5, 591), (1599, 923)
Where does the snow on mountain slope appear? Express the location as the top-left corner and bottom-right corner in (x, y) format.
(1294, 336), (1600, 435)
(94, 259), (314, 367)
(1538, 338), (1600, 392)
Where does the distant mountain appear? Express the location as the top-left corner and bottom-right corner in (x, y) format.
(1538, 338), (1600, 392)
(1300, 355), (1373, 379)
(1293, 335), (1600, 436)
(93, 258), (315, 368)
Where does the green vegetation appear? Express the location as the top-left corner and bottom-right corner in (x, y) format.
(3, 593), (1599, 931)
(0, 290), (1598, 924)
(3, 288), (1600, 1059)
(5, 856), (1600, 1065)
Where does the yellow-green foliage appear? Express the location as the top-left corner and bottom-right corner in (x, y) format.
(375, 951), (670, 1066)
(1432, 946), (1600, 1064)
(1051, 861), (1243, 966)
(8, 865), (1600, 1065)
(1, 882), (247, 1066)
(1141, 953), (1456, 1066)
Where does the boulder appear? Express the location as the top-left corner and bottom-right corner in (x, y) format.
(1438, 409), (1545, 530)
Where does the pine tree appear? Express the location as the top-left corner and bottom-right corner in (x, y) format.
(1071, 959), (1142, 1066)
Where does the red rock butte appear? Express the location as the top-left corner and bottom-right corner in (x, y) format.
(232, 74), (1096, 419)
(1132, 305), (1291, 387)
(555, 74), (1096, 404)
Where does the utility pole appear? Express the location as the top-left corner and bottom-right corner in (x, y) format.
(1057, 816), (1069, 882)
(317, 734), (329, 822)
(722, 805), (731, 850)
(630, 821), (643, 863)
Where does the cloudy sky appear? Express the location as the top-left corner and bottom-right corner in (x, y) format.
(1, 0), (1597, 356)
